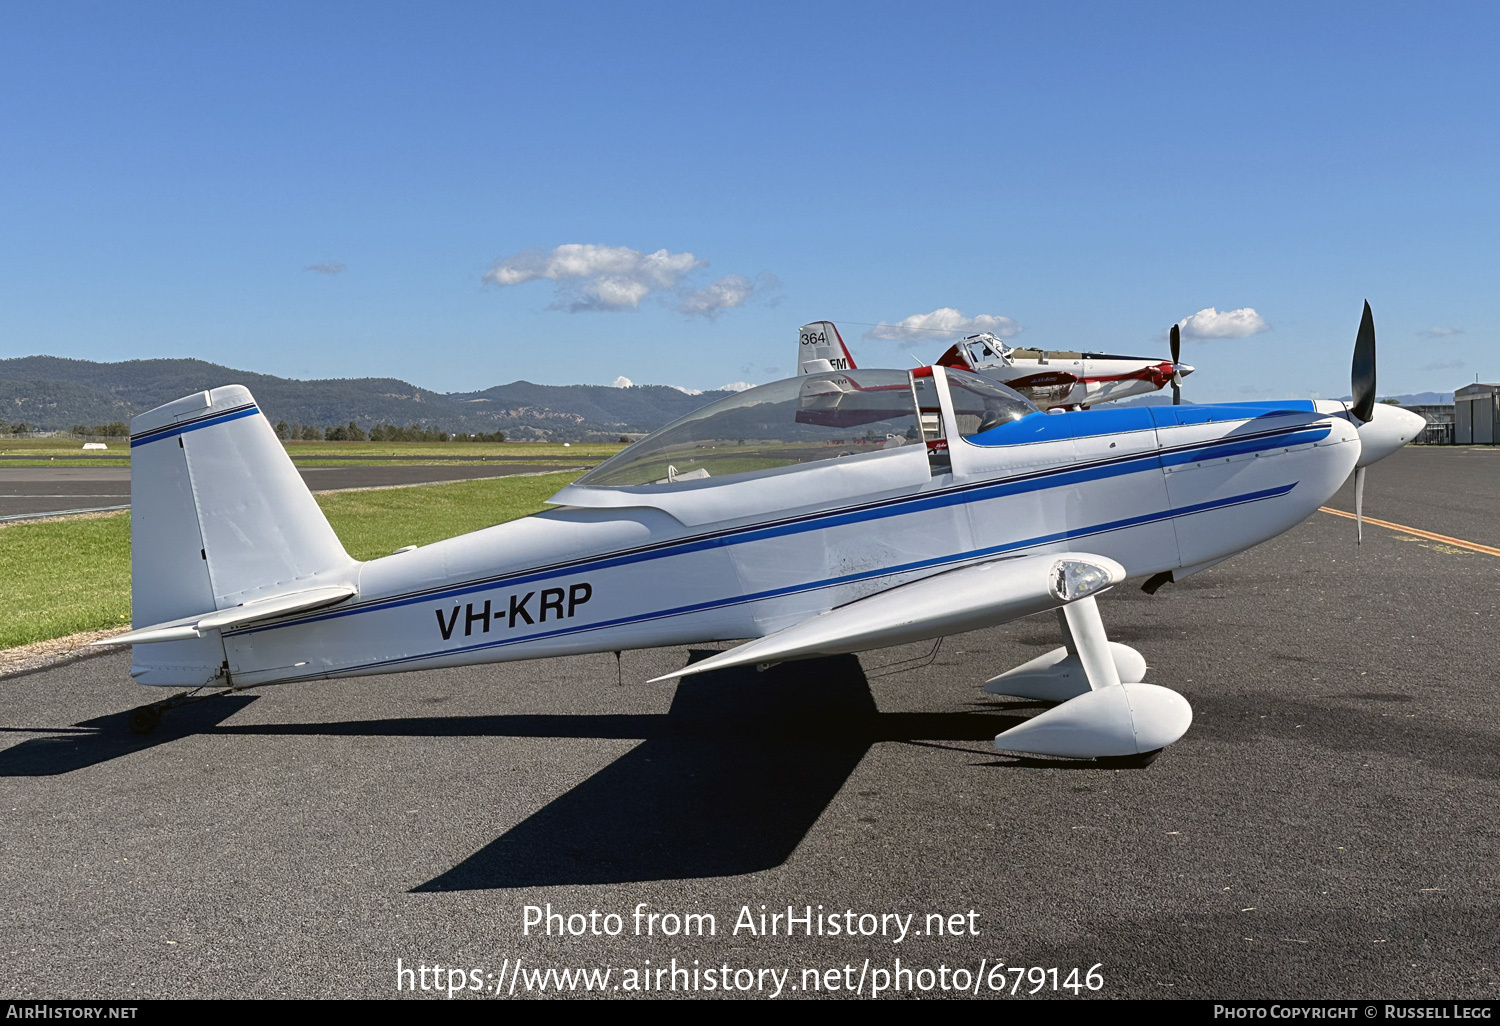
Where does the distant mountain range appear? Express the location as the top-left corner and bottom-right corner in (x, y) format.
(0, 356), (733, 440)
(1337, 392), (1455, 406)
(1110, 390), (1458, 408)
(1107, 391), (1455, 408)
(0, 355), (1461, 440)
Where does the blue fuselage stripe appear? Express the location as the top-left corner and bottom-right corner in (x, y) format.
(242, 417), (1327, 635)
(130, 405), (260, 447)
(282, 482), (1296, 678)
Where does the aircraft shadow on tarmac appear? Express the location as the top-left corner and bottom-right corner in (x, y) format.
(7, 644), (1496, 889)
(0, 696), (257, 776)
(241, 655), (1026, 890)
(0, 655), (1046, 889)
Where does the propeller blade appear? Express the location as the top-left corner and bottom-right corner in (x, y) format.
(1354, 466), (1366, 544)
(1169, 323), (1181, 368)
(1350, 301), (1377, 422)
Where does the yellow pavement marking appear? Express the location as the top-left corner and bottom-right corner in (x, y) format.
(1319, 507), (1500, 557)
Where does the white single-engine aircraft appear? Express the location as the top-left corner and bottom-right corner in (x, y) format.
(113, 305), (1421, 766)
(798, 319), (1195, 408)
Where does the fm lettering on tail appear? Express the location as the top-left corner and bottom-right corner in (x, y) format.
(435, 582), (593, 641)
(797, 321), (857, 375)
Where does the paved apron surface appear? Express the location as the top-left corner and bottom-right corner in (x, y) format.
(0, 447), (1495, 999)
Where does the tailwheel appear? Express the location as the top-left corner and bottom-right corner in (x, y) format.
(122, 681), (250, 736)
(128, 705), (163, 735)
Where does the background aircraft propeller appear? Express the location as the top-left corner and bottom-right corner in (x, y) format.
(1169, 323), (1183, 405)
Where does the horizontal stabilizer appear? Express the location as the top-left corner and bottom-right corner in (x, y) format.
(649, 552), (1125, 682)
(100, 585), (356, 646)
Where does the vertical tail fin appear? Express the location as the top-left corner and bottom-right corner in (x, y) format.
(129, 385), (358, 685)
(797, 321), (857, 375)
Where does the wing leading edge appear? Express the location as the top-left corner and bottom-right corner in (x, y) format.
(649, 552), (1125, 682)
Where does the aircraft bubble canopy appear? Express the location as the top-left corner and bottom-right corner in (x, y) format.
(577, 369), (927, 489)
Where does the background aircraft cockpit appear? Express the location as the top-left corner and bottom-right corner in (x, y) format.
(942, 368), (1038, 436)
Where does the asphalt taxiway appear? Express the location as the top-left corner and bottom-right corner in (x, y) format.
(0, 446), (1496, 999)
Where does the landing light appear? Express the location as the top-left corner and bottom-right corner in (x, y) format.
(1049, 559), (1114, 602)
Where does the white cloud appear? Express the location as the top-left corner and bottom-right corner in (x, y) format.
(612, 376), (634, 388)
(305, 262), (345, 275)
(484, 243), (704, 312)
(865, 308), (1022, 345)
(668, 385), (703, 395)
(678, 274), (757, 318)
(1176, 307), (1268, 340)
(1422, 359), (1465, 372)
(717, 381), (755, 392)
(1419, 326), (1463, 339)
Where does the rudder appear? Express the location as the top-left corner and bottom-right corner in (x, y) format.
(128, 385), (358, 686)
(797, 321), (857, 375)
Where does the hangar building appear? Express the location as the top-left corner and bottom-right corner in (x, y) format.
(1401, 404), (1455, 445)
(1455, 383), (1500, 444)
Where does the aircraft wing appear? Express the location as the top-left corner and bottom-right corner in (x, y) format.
(649, 552), (1125, 682)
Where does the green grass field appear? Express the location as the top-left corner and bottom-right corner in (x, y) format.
(284, 441), (625, 458)
(316, 471), (583, 559)
(0, 514), (134, 649)
(0, 439), (625, 467)
(1, 437), (625, 455)
(0, 438), (132, 453)
(0, 471), (582, 651)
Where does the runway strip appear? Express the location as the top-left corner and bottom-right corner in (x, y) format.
(1319, 506), (1500, 557)
(0, 463), (581, 519)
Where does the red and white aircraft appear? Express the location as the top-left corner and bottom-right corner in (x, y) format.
(797, 320), (1194, 409)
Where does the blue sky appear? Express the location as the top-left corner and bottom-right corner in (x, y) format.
(1, 2), (1495, 400)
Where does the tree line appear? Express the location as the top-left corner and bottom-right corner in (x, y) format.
(0, 421), (130, 437)
(273, 421), (506, 443)
(1, 418), (509, 442)
(70, 422), (132, 438)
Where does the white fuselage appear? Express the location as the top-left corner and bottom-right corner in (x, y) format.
(982, 354), (1183, 408)
(212, 401), (1361, 688)
(967, 353), (1191, 410)
(937, 335), (1190, 409)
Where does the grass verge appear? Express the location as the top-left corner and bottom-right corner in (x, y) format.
(0, 514), (133, 650)
(0, 472), (581, 650)
(0, 440), (624, 466)
(316, 471), (582, 560)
